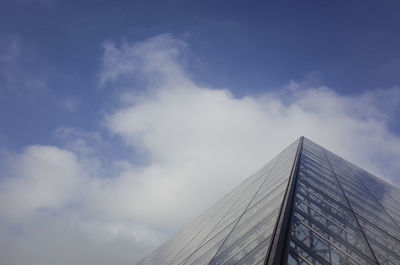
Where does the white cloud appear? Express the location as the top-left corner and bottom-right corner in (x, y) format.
(99, 34), (188, 88)
(0, 145), (85, 221)
(1, 33), (400, 265)
(0, 145), (165, 265)
(101, 35), (400, 228)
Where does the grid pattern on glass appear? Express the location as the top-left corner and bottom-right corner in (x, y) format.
(137, 152), (281, 265)
(136, 139), (300, 265)
(285, 138), (400, 265)
(324, 149), (400, 265)
(138, 137), (400, 265)
(286, 138), (378, 265)
(208, 142), (299, 265)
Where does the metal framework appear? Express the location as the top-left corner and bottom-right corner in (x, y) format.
(135, 137), (400, 265)
(282, 138), (400, 265)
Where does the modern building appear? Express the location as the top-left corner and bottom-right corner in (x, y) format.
(136, 137), (400, 265)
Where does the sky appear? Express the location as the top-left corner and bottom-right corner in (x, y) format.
(0, 0), (400, 264)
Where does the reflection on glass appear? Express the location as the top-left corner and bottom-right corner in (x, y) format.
(136, 137), (400, 265)
(285, 138), (400, 265)
(136, 139), (300, 265)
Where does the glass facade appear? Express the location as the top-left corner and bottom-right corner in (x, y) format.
(136, 137), (400, 265)
(286, 138), (400, 265)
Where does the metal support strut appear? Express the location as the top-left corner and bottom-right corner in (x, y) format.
(264, 136), (304, 265)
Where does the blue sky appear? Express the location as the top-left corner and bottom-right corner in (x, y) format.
(1, 1), (400, 265)
(2, 0), (400, 149)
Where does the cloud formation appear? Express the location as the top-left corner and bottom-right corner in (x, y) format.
(1, 34), (400, 265)
(0, 145), (85, 221)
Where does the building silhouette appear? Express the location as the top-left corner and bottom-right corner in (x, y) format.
(136, 137), (400, 265)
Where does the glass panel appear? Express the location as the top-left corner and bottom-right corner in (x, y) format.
(285, 138), (378, 265)
(323, 149), (400, 265)
(137, 139), (300, 265)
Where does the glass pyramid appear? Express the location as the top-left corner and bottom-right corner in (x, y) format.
(136, 137), (400, 265)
